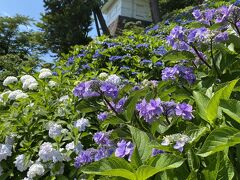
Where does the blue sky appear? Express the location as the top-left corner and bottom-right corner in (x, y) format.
(0, 0), (97, 61)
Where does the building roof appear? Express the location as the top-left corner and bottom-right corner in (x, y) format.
(101, 0), (115, 13)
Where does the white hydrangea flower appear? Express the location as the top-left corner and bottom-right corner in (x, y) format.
(59, 95), (69, 102)
(106, 74), (121, 85)
(22, 77), (38, 90)
(14, 154), (33, 172)
(40, 68), (52, 73)
(8, 90), (24, 100)
(48, 123), (62, 139)
(3, 76), (18, 86)
(27, 163), (45, 178)
(20, 75), (35, 83)
(38, 142), (54, 162)
(98, 72), (108, 80)
(38, 142), (63, 163)
(39, 71), (52, 79)
(65, 142), (75, 151)
(74, 118), (90, 132)
(15, 92), (28, 100)
(0, 164), (2, 176)
(0, 144), (12, 161)
(48, 80), (57, 88)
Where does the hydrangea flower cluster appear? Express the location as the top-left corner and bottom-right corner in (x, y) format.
(115, 140), (134, 161)
(21, 75), (38, 90)
(109, 97), (127, 113)
(14, 154), (33, 172)
(74, 118), (90, 132)
(136, 98), (163, 123)
(162, 65), (196, 84)
(161, 133), (190, 152)
(27, 163), (45, 178)
(3, 76), (18, 86)
(0, 143), (12, 161)
(93, 131), (112, 146)
(152, 148), (164, 157)
(39, 68), (52, 79)
(38, 142), (64, 163)
(47, 122), (63, 139)
(65, 141), (83, 154)
(136, 98), (194, 123)
(8, 90), (28, 100)
(97, 112), (108, 121)
(74, 147), (114, 168)
(73, 78), (120, 99)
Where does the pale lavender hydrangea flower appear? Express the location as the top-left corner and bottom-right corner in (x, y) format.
(14, 154), (32, 172)
(97, 112), (108, 121)
(0, 144), (12, 161)
(74, 118), (90, 132)
(93, 132), (111, 146)
(161, 67), (179, 81)
(100, 82), (118, 99)
(27, 163), (45, 178)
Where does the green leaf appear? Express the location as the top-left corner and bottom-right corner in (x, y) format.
(201, 152), (234, 180)
(198, 126), (240, 157)
(124, 89), (147, 122)
(220, 99), (240, 124)
(81, 157), (136, 179)
(128, 126), (153, 163)
(162, 50), (195, 63)
(193, 91), (209, 121)
(206, 79), (238, 123)
(135, 154), (185, 180)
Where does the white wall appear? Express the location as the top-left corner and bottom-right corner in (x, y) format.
(105, 0), (122, 26)
(104, 0), (152, 26)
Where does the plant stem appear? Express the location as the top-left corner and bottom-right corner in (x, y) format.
(191, 45), (212, 69)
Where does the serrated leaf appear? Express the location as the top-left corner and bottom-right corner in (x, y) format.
(220, 99), (240, 124)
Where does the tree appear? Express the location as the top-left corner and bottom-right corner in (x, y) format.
(0, 15), (44, 89)
(149, 0), (161, 23)
(38, 0), (93, 55)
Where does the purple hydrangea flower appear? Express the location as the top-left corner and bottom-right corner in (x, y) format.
(215, 32), (228, 42)
(175, 103), (194, 120)
(73, 81), (100, 98)
(103, 42), (118, 48)
(136, 98), (163, 123)
(100, 82), (118, 99)
(176, 65), (196, 84)
(77, 53), (86, 58)
(94, 147), (114, 161)
(109, 97), (127, 113)
(188, 27), (209, 44)
(132, 86), (140, 91)
(97, 112), (108, 121)
(192, 9), (216, 25)
(161, 101), (177, 117)
(161, 66), (179, 81)
(52, 72), (58, 76)
(115, 140), (134, 161)
(93, 132), (111, 146)
(74, 148), (96, 168)
(152, 148), (164, 156)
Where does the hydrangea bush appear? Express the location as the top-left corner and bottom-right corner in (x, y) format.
(0, 2), (240, 179)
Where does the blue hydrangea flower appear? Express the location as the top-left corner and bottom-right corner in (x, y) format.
(188, 27), (209, 44)
(74, 148), (96, 168)
(82, 64), (90, 70)
(162, 101), (177, 117)
(136, 43), (149, 48)
(93, 51), (102, 58)
(215, 32), (228, 42)
(141, 59), (152, 64)
(66, 56), (74, 66)
(109, 56), (123, 62)
(94, 147), (114, 161)
(153, 46), (167, 56)
(155, 61), (163, 67)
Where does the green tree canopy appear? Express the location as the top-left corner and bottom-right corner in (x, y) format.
(0, 15), (44, 89)
(38, 0), (93, 55)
